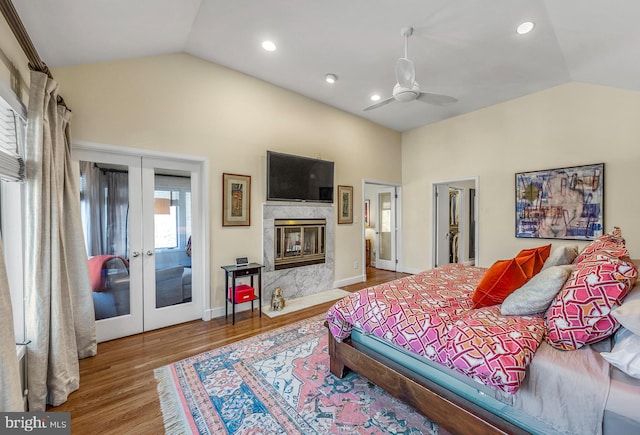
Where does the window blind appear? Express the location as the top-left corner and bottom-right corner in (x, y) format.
(0, 95), (25, 181)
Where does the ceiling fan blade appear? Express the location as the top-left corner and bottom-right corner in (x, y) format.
(395, 58), (415, 89)
(364, 97), (395, 111)
(416, 92), (458, 106)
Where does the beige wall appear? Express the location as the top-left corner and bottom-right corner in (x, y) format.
(51, 53), (402, 308)
(402, 82), (640, 271)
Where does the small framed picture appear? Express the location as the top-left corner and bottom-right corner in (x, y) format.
(223, 173), (251, 226)
(337, 185), (353, 224)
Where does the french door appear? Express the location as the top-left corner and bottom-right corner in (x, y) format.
(376, 187), (397, 271)
(75, 149), (204, 342)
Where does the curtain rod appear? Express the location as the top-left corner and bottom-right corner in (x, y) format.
(0, 0), (52, 78)
(0, 0), (69, 109)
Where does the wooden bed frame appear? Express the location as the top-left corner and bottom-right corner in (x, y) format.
(326, 325), (529, 435)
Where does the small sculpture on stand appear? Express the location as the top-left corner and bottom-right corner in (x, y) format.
(271, 287), (286, 311)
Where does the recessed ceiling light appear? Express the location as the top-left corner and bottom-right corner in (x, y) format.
(325, 74), (337, 84)
(517, 21), (535, 35)
(371, 94), (381, 102)
(262, 40), (277, 52)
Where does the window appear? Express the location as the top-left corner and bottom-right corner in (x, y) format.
(1, 181), (24, 343)
(0, 86), (25, 182)
(0, 80), (27, 343)
(154, 190), (178, 249)
(154, 175), (191, 252)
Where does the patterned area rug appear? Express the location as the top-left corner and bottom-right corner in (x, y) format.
(155, 314), (442, 434)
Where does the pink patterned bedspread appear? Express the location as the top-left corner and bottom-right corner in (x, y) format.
(326, 264), (546, 394)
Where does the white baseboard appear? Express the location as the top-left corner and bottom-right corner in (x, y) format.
(398, 266), (423, 274)
(204, 301), (260, 320)
(334, 274), (365, 288)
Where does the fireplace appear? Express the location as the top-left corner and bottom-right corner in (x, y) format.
(263, 204), (334, 301)
(274, 218), (326, 270)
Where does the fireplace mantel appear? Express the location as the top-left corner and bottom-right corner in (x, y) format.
(262, 204), (334, 302)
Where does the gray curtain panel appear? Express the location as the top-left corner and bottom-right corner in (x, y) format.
(0, 238), (23, 411)
(80, 161), (104, 256)
(24, 71), (97, 410)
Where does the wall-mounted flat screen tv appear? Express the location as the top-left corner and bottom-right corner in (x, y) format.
(267, 151), (334, 203)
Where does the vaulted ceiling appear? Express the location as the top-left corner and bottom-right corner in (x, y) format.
(12, 0), (640, 132)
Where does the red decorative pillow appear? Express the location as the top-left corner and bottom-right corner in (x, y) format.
(545, 256), (638, 350)
(515, 251), (537, 279)
(472, 258), (529, 308)
(517, 244), (551, 275)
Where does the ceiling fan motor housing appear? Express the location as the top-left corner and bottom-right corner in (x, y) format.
(393, 82), (420, 102)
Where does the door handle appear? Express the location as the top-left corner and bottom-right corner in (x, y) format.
(146, 250), (154, 256)
(131, 251), (141, 257)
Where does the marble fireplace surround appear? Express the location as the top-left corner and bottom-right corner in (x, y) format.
(263, 203), (334, 303)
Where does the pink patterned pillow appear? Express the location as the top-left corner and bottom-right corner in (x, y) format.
(545, 256), (637, 350)
(574, 227), (628, 264)
(446, 306), (545, 394)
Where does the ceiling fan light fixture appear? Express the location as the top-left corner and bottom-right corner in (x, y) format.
(261, 40), (277, 51)
(517, 21), (535, 35)
(325, 74), (337, 84)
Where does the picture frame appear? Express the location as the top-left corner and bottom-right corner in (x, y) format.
(364, 199), (371, 227)
(337, 185), (353, 224)
(515, 163), (604, 240)
(223, 173), (251, 226)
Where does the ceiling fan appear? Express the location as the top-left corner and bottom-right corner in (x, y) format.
(364, 26), (458, 111)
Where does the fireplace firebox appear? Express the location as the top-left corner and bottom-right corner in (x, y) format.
(274, 218), (326, 270)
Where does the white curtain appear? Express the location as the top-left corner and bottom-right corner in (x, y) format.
(24, 71), (97, 410)
(0, 237), (23, 411)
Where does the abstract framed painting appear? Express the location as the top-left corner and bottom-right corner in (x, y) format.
(222, 173), (251, 226)
(515, 163), (604, 240)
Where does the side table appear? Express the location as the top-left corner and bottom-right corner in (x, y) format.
(221, 263), (264, 324)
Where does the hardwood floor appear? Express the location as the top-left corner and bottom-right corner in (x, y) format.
(50, 267), (409, 434)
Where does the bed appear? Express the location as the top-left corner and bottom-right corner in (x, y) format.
(326, 231), (640, 435)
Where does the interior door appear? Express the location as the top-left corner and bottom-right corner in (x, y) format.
(376, 187), (396, 271)
(76, 150), (203, 342)
(77, 151), (143, 341)
(435, 183), (451, 267)
(433, 179), (478, 268)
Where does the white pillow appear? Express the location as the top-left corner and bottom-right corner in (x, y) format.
(541, 245), (579, 270)
(501, 265), (574, 316)
(612, 298), (640, 336)
(601, 328), (640, 379)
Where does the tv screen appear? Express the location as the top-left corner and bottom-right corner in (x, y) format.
(267, 151), (334, 203)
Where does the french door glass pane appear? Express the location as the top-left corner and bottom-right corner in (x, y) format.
(379, 192), (392, 262)
(79, 161), (131, 320)
(154, 171), (192, 308)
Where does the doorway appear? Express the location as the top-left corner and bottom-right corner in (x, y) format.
(432, 178), (478, 268)
(363, 182), (401, 273)
(74, 148), (206, 342)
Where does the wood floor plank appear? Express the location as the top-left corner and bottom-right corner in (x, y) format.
(49, 268), (409, 434)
